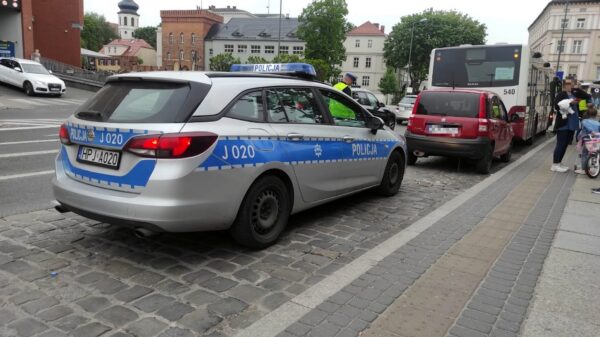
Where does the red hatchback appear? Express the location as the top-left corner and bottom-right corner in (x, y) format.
(405, 89), (513, 174)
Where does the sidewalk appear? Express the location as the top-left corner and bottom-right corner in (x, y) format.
(520, 175), (600, 337)
(262, 140), (582, 337)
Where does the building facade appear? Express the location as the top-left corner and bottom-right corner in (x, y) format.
(340, 21), (387, 94)
(117, 0), (140, 40)
(0, 0), (83, 66)
(204, 17), (305, 69)
(100, 39), (157, 70)
(529, 0), (600, 81)
(160, 9), (223, 71)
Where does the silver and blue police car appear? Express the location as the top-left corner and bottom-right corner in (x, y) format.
(53, 63), (407, 248)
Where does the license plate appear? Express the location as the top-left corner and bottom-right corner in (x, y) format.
(50, 88), (60, 92)
(427, 125), (459, 134)
(77, 146), (121, 169)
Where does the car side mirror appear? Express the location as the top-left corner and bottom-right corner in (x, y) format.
(14, 67), (22, 72)
(510, 114), (520, 123)
(48, 70), (53, 74)
(366, 116), (384, 134)
(377, 102), (386, 108)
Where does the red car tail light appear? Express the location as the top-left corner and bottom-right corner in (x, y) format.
(59, 124), (72, 145)
(125, 132), (218, 159)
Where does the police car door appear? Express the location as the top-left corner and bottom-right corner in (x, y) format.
(266, 87), (346, 203)
(319, 89), (389, 189)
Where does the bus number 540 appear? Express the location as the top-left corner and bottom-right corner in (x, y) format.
(504, 89), (516, 95)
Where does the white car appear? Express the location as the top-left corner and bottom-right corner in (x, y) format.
(0, 57), (66, 96)
(395, 94), (417, 123)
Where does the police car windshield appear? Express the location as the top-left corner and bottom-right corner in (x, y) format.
(75, 82), (193, 123)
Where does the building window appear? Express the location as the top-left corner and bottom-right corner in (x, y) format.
(557, 40), (565, 53)
(292, 46), (304, 55)
(365, 57), (371, 68)
(238, 45), (247, 53)
(251, 45), (261, 54)
(568, 65), (578, 78)
(167, 52), (171, 60)
(131, 17), (135, 26)
(355, 39), (360, 47)
(209, 48), (214, 55)
(279, 46), (289, 54)
(169, 33), (174, 45)
(561, 18), (569, 29)
(179, 33), (184, 44)
(596, 66), (600, 80)
(368, 39), (372, 48)
(353, 57), (359, 68)
(191, 33), (197, 44)
(124, 16), (128, 26)
(191, 50), (197, 61)
(265, 45), (275, 54)
(573, 40), (583, 53)
(224, 44), (234, 53)
(362, 76), (370, 87)
(577, 18), (586, 28)
(179, 50), (184, 60)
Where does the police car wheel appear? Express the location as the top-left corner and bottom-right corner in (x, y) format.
(230, 175), (291, 249)
(377, 151), (404, 196)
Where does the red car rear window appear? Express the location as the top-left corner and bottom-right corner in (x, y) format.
(417, 92), (480, 118)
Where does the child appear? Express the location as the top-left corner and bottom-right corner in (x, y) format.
(575, 107), (600, 174)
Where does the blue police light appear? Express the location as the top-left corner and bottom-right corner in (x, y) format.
(230, 63), (317, 78)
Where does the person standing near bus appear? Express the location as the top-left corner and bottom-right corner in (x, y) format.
(552, 79), (580, 172)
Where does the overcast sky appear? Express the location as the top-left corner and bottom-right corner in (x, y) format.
(84, 0), (550, 44)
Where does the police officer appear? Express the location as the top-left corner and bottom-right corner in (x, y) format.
(334, 72), (357, 96)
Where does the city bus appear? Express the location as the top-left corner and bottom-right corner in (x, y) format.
(427, 44), (554, 144)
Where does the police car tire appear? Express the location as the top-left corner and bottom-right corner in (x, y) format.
(377, 151), (404, 196)
(230, 175), (291, 249)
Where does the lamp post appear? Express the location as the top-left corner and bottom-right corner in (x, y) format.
(277, 0), (283, 56)
(407, 18), (427, 93)
(556, 0), (570, 78)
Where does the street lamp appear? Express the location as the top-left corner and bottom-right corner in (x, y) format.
(407, 18), (427, 93)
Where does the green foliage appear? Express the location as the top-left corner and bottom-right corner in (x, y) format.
(272, 54), (303, 63)
(246, 55), (268, 64)
(297, 0), (349, 81)
(133, 26), (158, 49)
(379, 68), (399, 103)
(81, 12), (118, 52)
(384, 9), (487, 90)
(209, 53), (241, 71)
(136, 57), (144, 65)
(304, 58), (330, 82)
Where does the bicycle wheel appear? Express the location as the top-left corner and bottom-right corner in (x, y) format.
(586, 154), (600, 178)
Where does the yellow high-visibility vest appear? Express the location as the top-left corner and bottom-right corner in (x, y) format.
(329, 83), (355, 119)
(579, 99), (588, 112)
(334, 82), (348, 92)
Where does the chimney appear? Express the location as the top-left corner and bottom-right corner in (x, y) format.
(227, 5), (230, 9)
(233, 6), (236, 9)
(374, 23), (379, 29)
(380, 25), (385, 33)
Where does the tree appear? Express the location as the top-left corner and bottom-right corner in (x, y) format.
(209, 53), (240, 71)
(272, 54), (303, 63)
(305, 58), (330, 82)
(378, 68), (399, 104)
(384, 9), (486, 91)
(81, 12), (119, 52)
(136, 57), (144, 65)
(133, 26), (157, 49)
(297, 0), (349, 82)
(246, 55), (268, 64)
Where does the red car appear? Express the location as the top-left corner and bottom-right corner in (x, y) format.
(405, 89), (514, 174)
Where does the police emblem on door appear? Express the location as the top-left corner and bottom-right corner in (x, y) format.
(87, 129), (95, 142)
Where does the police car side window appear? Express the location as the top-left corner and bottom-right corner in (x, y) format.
(319, 89), (366, 128)
(266, 88), (324, 124)
(227, 91), (264, 122)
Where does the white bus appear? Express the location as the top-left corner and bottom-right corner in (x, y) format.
(428, 44), (554, 143)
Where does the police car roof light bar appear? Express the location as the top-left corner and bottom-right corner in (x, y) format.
(230, 63), (317, 79)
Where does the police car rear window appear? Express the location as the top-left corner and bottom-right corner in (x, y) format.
(75, 82), (198, 123)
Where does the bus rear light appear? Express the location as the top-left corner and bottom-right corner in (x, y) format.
(125, 132), (218, 159)
(59, 124), (72, 145)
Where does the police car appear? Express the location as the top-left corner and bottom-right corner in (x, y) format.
(53, 63), (407, 248)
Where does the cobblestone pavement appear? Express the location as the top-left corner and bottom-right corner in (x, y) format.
(0, 149), (496, 337)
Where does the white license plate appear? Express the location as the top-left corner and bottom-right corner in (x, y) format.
(428, 125), (459, 135)
(50, 88), (60, 92)
(77, 146), (121, 169)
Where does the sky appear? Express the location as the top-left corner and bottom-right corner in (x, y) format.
(84, 0), (551, 44)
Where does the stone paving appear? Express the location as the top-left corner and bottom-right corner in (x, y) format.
(0, 157), (486, 337)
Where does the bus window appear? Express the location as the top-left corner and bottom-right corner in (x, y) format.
(431, 46), (522, 88)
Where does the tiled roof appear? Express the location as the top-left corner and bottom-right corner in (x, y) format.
(101, 39), (154, 56)
(347, 21), (385, 36)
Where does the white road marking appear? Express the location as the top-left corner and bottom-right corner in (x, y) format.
(0, 150), (59, 158)
(10, 98), (46, 106)
(235, 137), (556, 337)
(0, 170), (55, 181)
(0, 139), (58, 146)
(0, 125), (60, 131)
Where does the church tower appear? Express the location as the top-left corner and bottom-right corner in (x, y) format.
(118, 0), (139, 39)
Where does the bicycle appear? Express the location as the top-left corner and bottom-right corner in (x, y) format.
(583, 133), (600, 178)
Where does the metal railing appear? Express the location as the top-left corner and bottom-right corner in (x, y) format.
(40, 57), (109, 84)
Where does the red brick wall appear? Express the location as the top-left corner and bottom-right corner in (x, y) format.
(160, 10), (223, 71)
(31, 0), (83, 67)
